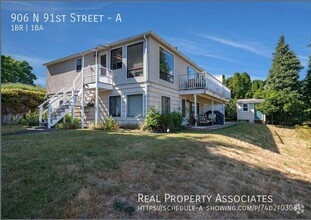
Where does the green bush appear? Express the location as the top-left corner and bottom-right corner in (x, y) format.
(88, 116), (119, 130)
(55, 114), (80, 129)
(104, 116), (120, 130)
(1, 87), (45, 105)
(144, 107), (183, 132)
(144, 106), (161, 131)
(2, 83), (45, 92)
(21, 110), (39, 126)
(1, 114), (23, 125)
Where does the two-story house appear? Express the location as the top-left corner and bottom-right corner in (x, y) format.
(39, 31), (231, 128)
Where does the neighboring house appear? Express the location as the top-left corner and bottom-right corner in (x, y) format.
(237, 99), (266, 123)
(39, 31), (231, 128)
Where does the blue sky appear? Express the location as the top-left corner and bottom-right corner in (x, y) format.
(2, 1), (311, 86)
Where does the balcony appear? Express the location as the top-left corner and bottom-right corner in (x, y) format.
(82, 64), (113, 90)
(179, 72), (231, 100)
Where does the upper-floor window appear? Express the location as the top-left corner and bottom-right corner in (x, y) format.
(111, 47), (122, 70)
(127, 42), (143, 78)
(100, 54), (107, 68)
(76, 58), (82, 72)
(187, 66), (197, 79)
(242, 103), (249, 112)
(159, 47), (174, 83)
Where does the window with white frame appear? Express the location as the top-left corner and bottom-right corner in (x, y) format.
(111, 47), (122, 70)
(127, 42), (143, 78)
(161, 96), (171, 114)
(76, 58), (82, 72)
(127, 94), (143, 117)
(159, 47), (174, 83)
(109, 96), (121, 117)
(242, 103), (249, 112)
(187, 66), (197, 79)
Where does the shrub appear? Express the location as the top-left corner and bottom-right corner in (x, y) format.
(1, 87), (46, 105)
(104, 116), (120, 130)
(1, 114), (23, 125)
(144, 107), (183, 132)
(54, 114), (80, 130)
(88, 117), (119, 130)
(21, 110), (39, 126)
(144, 106), (161, 131)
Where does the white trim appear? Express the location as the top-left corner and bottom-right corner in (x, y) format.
(126, 93), (144, 117)
(242, 103), (249, 112)
(158, 46), (175, 85)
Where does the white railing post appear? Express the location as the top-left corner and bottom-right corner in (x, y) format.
(81, 54), (85, 129)
(47, 102), (51, 129)
(39, 105), (43, 124)
(71, 88), (75, 124)
(95, 51), (99, 125)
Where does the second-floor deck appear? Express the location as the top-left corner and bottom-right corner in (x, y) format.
(179, 72), (231, 100)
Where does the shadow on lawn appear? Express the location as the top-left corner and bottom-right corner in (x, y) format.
(186, 123), (280, 154)
(2, 128), (310, 219)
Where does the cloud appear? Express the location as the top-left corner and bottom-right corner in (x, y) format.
(167, 37), (239, 64)
(2, 1), (112, 12)
(196, 33), (272, 58)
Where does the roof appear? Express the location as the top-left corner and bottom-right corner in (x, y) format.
(237, 99), (265, 104)
(43, 31), (204, 73)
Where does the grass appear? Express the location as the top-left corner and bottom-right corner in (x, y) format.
(1, 125), (27, 135)
(1, 123), (310, 218)
(1, 83), (45, 92)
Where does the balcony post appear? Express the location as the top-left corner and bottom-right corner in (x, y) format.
(95, 49), (99, 125)
(194, 94), (197, 127)
(81, 53), (85, 129)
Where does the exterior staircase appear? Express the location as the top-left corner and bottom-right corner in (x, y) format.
(38, 64), (113, 128)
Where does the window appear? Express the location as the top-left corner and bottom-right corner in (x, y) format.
(187, 66), (197, 79)
(242, 103), (249, 112)
(127, 94), (143, 117)
(159, 47), (174, 83)
(100, 54), (107, 68)
(111, 48), (122, 70)
(161, 96), (171, 114)
(182, 99), (186, 117)
(127, 42), (143, 78)
(109, 96), (121, 117)
(76, 58), (82, 72)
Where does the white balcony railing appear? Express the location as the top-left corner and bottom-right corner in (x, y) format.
(83, 64), (113, 85)
(179, 72), (231, 100)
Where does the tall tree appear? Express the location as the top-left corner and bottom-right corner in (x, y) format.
(224, 72), (252, 99)
(1, 55), (37, 85)
(265, 36), (303, 92)
(302, 50), (311, 107)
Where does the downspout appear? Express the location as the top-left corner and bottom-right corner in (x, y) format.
(144, 35), (148, 116)
(81, 53), (85, 129)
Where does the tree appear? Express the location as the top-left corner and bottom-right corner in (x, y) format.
(224, 72), (252, 99)
(265, 36), (303, 92)
(1, 55), (37, 85)
(301, 51), (311, 108)
(251, 79), (264, 94)
(257, 90), (306, 125)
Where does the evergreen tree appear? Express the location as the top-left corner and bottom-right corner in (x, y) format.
(265, 36), (303, 92)
(302, 53), (311, 107)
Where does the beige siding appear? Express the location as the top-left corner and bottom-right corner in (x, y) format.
(237, 103), (255, 122)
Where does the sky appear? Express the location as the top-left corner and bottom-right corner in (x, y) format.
(1, 1), (311, 86)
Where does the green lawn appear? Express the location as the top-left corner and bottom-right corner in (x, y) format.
(1, 123), (310, 218)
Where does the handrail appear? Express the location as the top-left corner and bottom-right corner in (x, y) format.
(38, 87), (65, 108)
